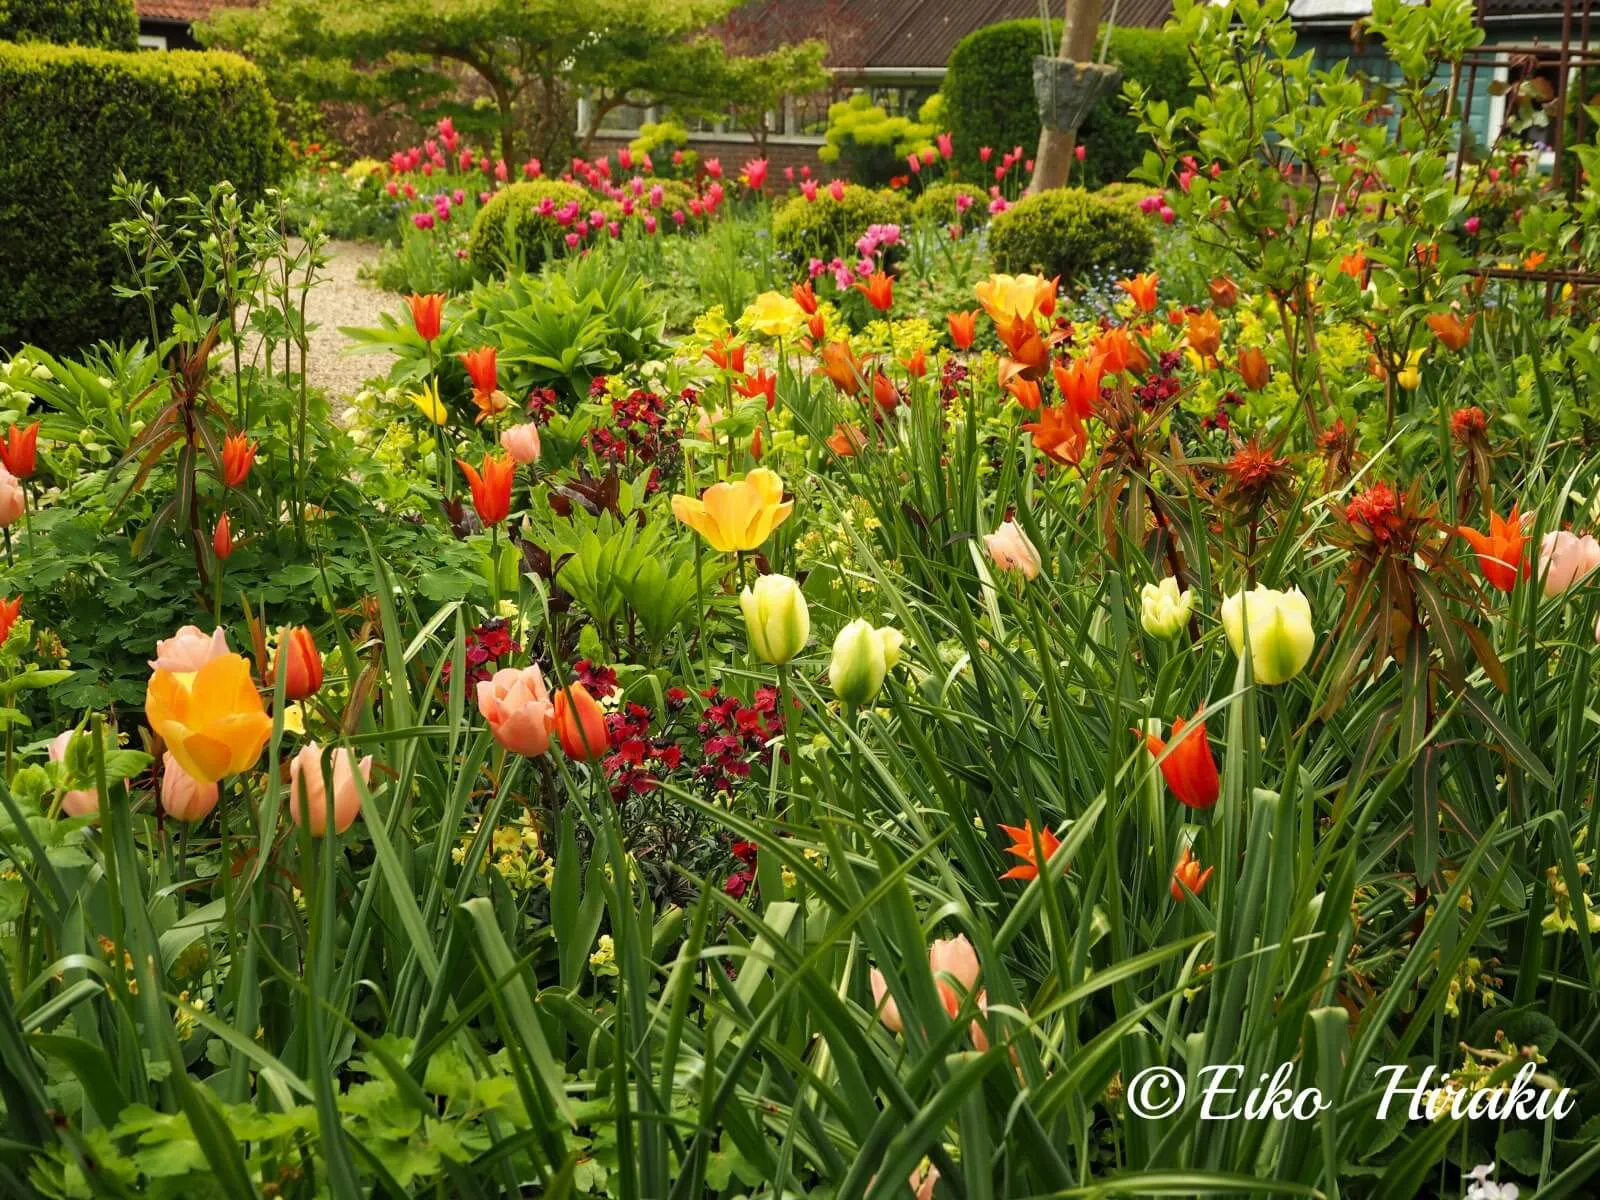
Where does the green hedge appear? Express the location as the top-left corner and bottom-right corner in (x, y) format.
(469, 181), (594, 275)
(910, 182), (988, 228)
(0, 0), (136, 50)
(0, 43), (285, 352)
(943, 21), (1194, 188)
(771, 185), (909, 269)
(988, 188), (1153, 285)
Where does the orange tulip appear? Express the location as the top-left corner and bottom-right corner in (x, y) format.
(1117, 272), (1159, 313)
(734, 368), (777, 409)
(855, 271), (894, 312)
(1338, 251), (1367, 280)
(1052, 354), (1104, 419)
(1092, 327), (1146, 375)
(1022, 404), (1086, 467)
(705, 337), (747, 374)
(457, 453), (515, 526)
(405, 292), (446, 341)
(1186, 309), (1222, 358)
(1427, 311), (1475, 352)
(1170, 845), (1215, 901)
(1141, 714), (1219, 810)
(272, 626), (323, 701)
(947, 308), (979, 350)
(900, 347), (927, 378)
(221, 434), (257, 488)
(0, 421), (40, 479)
(807, 313), (826, 342)
(871, 371), (901, 412)
(826, 423), (867, 457)
(792, 280), (818, 315)
(817, 341), (865, 396)
(0, 595), (20, 647)
(459, 346), (508, 422)
(1522, 250), (1547, 271)
(1458, 504), (1527, 592)
(1237, 347), (1271, 391)
(997, 820), (1063, 881)
(212, 514), (233, 561)
(1004, 375), (1042, 411)
(552, 681), (609, 760)
(997, 317), (1050, 380)
(1208, 277), (1238, 309)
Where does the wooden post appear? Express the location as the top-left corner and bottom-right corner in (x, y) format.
(1028, 0), (1105, 193)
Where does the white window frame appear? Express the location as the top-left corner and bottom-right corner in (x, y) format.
(137, 33), (168, 51)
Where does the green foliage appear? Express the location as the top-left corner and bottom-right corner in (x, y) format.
(988, 187), (1154, 283)
(1094, 179), (1155, 211)
(909, 182), (987, 228)
(942, 20), (1195, 187)
(817, 93), (936, 185)
(0, 42), (285, 352)
(771, 184), (910, 269)
(467, 181), (593, 276)
(0, 0), (136, 50)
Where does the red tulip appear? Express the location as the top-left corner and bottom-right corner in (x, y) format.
(0, 421), (40, 479)
(0, 595), (20, 647)
(273, 626), (323, 701)
(1141, 714), (1220, 810)
(212, 514), (233, 561)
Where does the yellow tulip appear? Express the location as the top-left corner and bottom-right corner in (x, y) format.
(671, 467), (794, 553)
(973, 273), (1055, 326)
(743, 291), (806, 338)
(146, 653), (273, 784)
(410, 380), (448, 425)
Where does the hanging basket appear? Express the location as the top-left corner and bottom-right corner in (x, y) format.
(1032, 57), (1123, 132)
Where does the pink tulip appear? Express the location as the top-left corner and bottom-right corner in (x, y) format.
(477, 666), (555, 757)
(1539, 530), (1600, 597)
(523, 159), (541, 178)
(984, 520), (1041, 579)
(921, 147), (936, 166)
(49, 731), (98, 818)
(828, 178), (845, 201)
(499, 423), (541, 464)
(705, 157), (723, 179)
(1075, 143), (1086, 162)
(907, 153), (921, 174)
(150, 625), (230, 673)
(1464, 216), (1481, 235)
(160, 752), (219, 822)
(565, 233), (580, 249)
(979, 145), (993, 163)
(672, 209), (685, 226)
(288, 743), (372, 836)
(800, 180), (818, 202)
(618, 147), (634, 170)
(868, 967), (903, 1032)
(936, 131), (953, 159)
(742, 157), (769, 190)
(0, 466), (24, 527)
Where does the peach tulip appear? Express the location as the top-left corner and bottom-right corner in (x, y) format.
(1538, 530), (1600, 598)
(476, 666), (555, 757)
(160, 752), (219, 822)
(150, 625), (230, 674)
(868, 967), (904, 1032)
(48, 731), (98, 818)
(928, 935), (981, 1016)
(983, 520), (1041, 579)
(500, 422), (542, 465)
(0, 466), (24, 527)
(288, 742), (372, 836)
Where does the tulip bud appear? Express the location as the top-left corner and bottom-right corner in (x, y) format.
(740, 574), (810, 665)
(273, 627), (323, 701)
(499, 422), (542, 465)
(288, 743), (372, 836)
(1140, 577), (1193, 639)
(552, 681), (608, 760)
(1539, 530), (1600, 598)
(160, 752), (219, 822)
(830, 618), (902, 706)
(1220, 586), (1315, 685)
(213, 514), (233, 561)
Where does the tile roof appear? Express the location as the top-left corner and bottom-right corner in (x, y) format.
(136, 0), (250, 24)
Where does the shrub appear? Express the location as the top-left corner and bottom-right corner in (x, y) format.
(468, 180), (594, 274)
(771, 185), (909, 268)
(988, 188), (1153, 285)
(817, 94), (936, 186)
(910, 182), (988, 228)
(0, 0), (136, 50)
(943, 21), (1194, 187)
(1094, 180), (1155, 213)
(0, 43), (285, 352)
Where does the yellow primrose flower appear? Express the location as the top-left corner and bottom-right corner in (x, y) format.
(671, 467), (794, 553)
(410, 380), (448, 425)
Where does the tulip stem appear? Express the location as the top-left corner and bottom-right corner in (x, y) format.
(2, 525), (10, 569)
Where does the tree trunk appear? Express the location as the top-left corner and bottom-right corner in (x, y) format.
(1028, 0), (1104, 194)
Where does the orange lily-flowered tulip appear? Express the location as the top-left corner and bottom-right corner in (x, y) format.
(1171, 845), (1215, 901)
(792, 280), (818, 315)
(1117, 272), (1159, 313)
(947, 308), (979, 350)
(1458, 504), (1527, 592)
(734, 368), (777, 409)
(1004, 374), (1042, 411)
(1427, 311), (1475, 352)
(1022, 404), (1087, 467)
(1052, 354), (1104, 419)
(806, 312), (826, 342)
(212, 514), (233, 561)
(1338, 251), (1367, 280)
(459, 346), (508, 422)
(456, 453), (515, 526)
(705, 337), (747, 374)
(817, 340), (865, 396)
(221, 433), (257, 488)
(272, 626), (323, 701)
(670, 467), (793, 552)
(901, 347), (927, 378)
(146, 652), (273, 785)
(998, 820), (1063, 881)
(1186, 309), (1222, 358)
(826, 423), (867, 457)
(1142, 714), (1220, 810)
(997, 317), (1051, 380)
(870, 371), (901, 412)
(1523, 250), (1547, 271)
(0, 421), (40, 479)
(405, 293), (446, 341)
(0, 596), (20, 646)
(1208, 277), (1239, 309)
(855, 271), (894, 312)
(1092, 327), (1146, 375)
(551, 681), (609, 760)
(1237, 346), (1271, 391)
